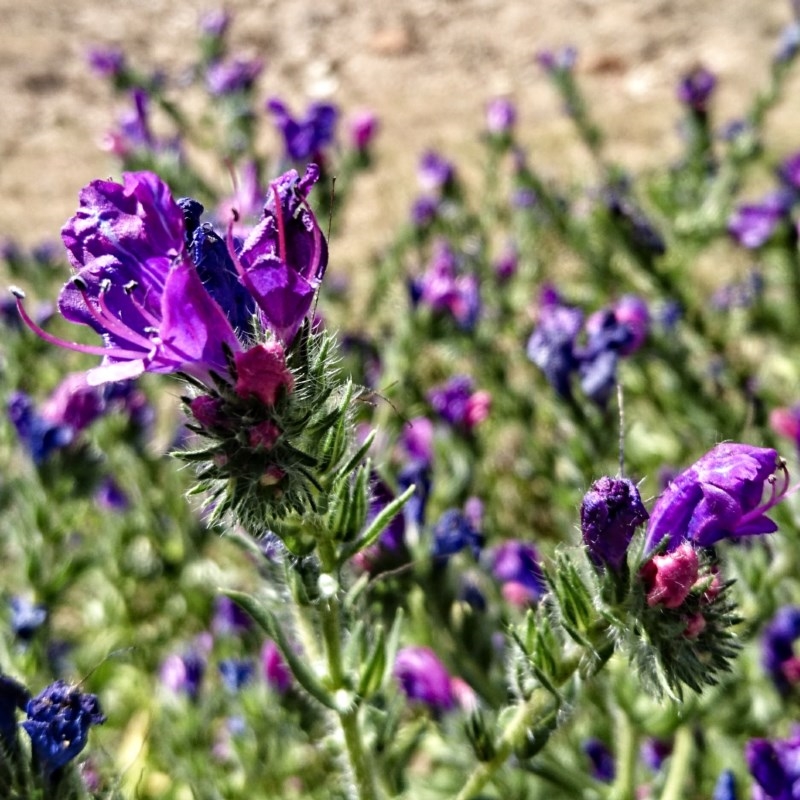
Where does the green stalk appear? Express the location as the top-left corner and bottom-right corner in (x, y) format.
(659, 725), (694, 800)
(454, 686), (559, 800)
(318, 540), (381, 800)
(610, 706), (639, 800)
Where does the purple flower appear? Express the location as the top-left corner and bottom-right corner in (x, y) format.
(485, 97), (517, 136)
(643, 443), (788, 554)
(393, 646), (454, 711)
(762, 606), (800, 694)
(412, 241), (481, 329)
(7, 392), (74, 464)
(641, 738), (673, 772)
(348, 109), (379, 152)
(400, 417), (435, 466)
(10, 596), (47, 642)
(578, 309), (636, 407)
(199, 9), (230, 38)
(491, 540), (546, 606)
(261, 640), (292, 693)
(160, 650), (206, 700)
(746, 734), (800, 800)
(779, 151), (800, 191)
(212, 596), (253, 636)
(712, 770), (737, 800)
(86, 46), (126, 80)
(94, 477), (129, 511)
(417, 151), (455, 194)
(526, 288), (583, 399)
(775, 21), (800, 64)
(428, 375), (489, 429)
(728, 191), (793, 248)
(218, 659), (254, 692)
(206, 56), (264, 96)
(581, 477), (649, 571)
(536, 46), (578, 74)
(21, 681), (105, 776)
(677, 66), (716, 112)
(15, 166), (327, 384)
(410, 195), (439, 228)
(0, 675), (30, 743)
(431, 508), (483, 560)
(493, 242), (518, 282)
(40, 373), (106, 432)
(267, 98), (338, 162)
(583, 738), (615, 783)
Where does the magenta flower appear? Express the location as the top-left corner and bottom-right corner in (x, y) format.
(643, 443), (789, 554)
(491, 540), (546, 607)
(348, 109), (379, 152)
(485, 97), (517, 136)
(394, 646), (454, 711)
(640, 542), (699, 609)
(261, 640), (292, 693)
(728, 191), (793, 249)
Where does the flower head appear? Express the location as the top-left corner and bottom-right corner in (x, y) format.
(677, 66), (716, 112)
(643, 443), (788, 554)
(348, 109), (379, 153)
(431, 508), (483, 561)
(746, 734), (800, 800)
(267, 98), (338, 162)
(261, 640), (292, 693)
(728, 190), (793, 249)
(485, 97), (517, 136)
(21, 681), (105, 776)
(394, 646), (454, 711)
(762, 606), (800, 694)
(428, 375), (489, 430)
(491, 540), (546, 606)
(15, 166), (327, 385)
(583, 738), (615, 783)
(581, 477), (649, 571)
(206, 56), (264, 96)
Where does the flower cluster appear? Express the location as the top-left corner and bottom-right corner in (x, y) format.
(527, 287), (649, 406)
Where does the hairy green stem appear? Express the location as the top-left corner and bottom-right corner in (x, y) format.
(318, 540), (381, 800)
(659, 725), (694, 800)
(454, 686), (559, 800)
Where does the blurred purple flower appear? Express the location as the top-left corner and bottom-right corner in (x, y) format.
(644, 442), (788, 553)
(641, 738), (673, 772)
(7, 391), (74, 464)
(41, 373), (106, 432)
(712, 769), (737, 800)
(428, 375), (489, 429)
(746, 734), (800, 800)
(581, 476), (649, 571)
(261, 640), (292, 693)
(22, 681), (105, 777)
(526, 287), (583, 399)
(10, 596), (47, 642)
(411, 240), (480, 329)
(410, 195), (439, 228)
(86, 46), (126, 80)
(160, 650), (206, 700)
(728, 191), (793, 248)
(348, 109), (379, 152)
(536, 46), (578, 73)
(775, 21), (800, 64)
(213, 596), (253, 636)
(199, 9), (231, 38)
(417, 150), (455, 194)
(218, 659), (254, 692)
(267, 98), (338, 162)
(491, 540), (546, 606)
(762, 606), (800, 694)
(394, 646), (454, 711)
(431, 508), (483, 561)
(583, 738), (615, 782)
(779, 150), (800, 191)
(493, 241), (519, 282)
(485, 97), (517, 136)
(677, 66), (716, 112)
(206, 56), (264, 95)
(401, 416), (435, 466)
(95, 477), (129, 511)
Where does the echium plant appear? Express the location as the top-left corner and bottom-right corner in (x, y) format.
(12, 163), (412, 800)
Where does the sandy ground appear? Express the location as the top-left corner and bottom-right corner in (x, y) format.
(0, 0), (797, 271)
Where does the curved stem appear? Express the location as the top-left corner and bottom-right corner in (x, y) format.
(660, 725), (694, 800)
(611, 706), (639, 800)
